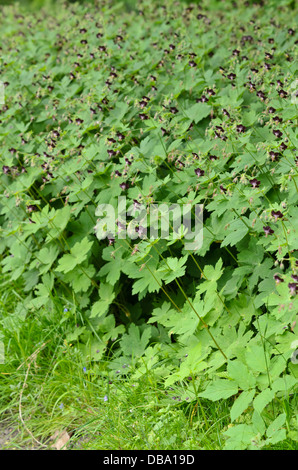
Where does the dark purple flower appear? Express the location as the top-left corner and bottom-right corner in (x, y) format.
(288, 283), (297, 296)
(116, 220), (126, 232)
(250, 178), (261, 188)
(247, 82), (256, 91)
(2, 165), (10, 174)
(257, 90), (266, 100)
(27, 205), (38, 213)
(273, 129), (283, 138)
(161, 127), (169, 137)
(195, 168), (205, 177)
(199, 95), (209, 103)
(273, 115), (283, 123)
(273, 273), (284, 284)
(278, 90), (288, 98)
(117, 132), (125, 141)
(241, 34), (253, 44)
(120, 182), (128, 190)
(236, 124), (247, 133)
(227, 72), (236, 80)
(269, 151), (280, 161)
(291, 274), (298, 282)
(125, 157), (132, 166)
(280, 142), (288, 151)
(268, 107), (276, 114)
(265, 52), (273, 60)
(263, 225), (274, 236)
(271, 210), (283, 221)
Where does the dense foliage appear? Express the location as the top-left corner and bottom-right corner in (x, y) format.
(0, 0), (297, 449)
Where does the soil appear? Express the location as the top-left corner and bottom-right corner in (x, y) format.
(0, 422), (45, 450)
(0, 420), (90, 450)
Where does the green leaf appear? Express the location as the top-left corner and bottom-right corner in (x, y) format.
(63, 265), (96, 293)
(252, 411), (266, 436)
(35, 245), (60, 274)
(287, 430), (298, 442)
(245, 345), (269, 373)
(223, 424), (256, 450)
(164, 342), (207, 387)
(157, 255), (188, 284)
(56, 237), (93, 273)
(227, 360), (256, 390)
(1, 242), (32, 280)
(66, 327), (86, 342)
(266, 413), (286, 439)
(123, 248), (164, 298)
(230, 389), (255, 422)
(119, 324), (151, 358)
(45, 206), (72, 242)
(253, 388), (275, 414)
(203, 258), (223, 282)
(198, 379), (238, 401)
(184, 102), (211, 123)
(221, 219), (249, 247)
(90, 283), (115, 318)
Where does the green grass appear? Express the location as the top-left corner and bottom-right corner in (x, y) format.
(0, 270), (297, 450)
(0, 0), (297, 451)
